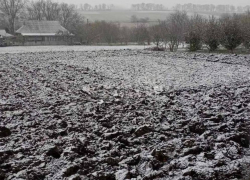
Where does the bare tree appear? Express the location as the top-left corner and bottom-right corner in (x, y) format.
(41, 0), (60, 20)
(131, 15), (138, 23)
(0, 13), (9, 32)
(186, 14), (205, 51)
(101, 21), (120, 44)
(60, 3), (76, 28)
(203, 16), (221, 52)
(27, 0), (80, 28)
(120, 26), (131, 45)
(0, 0), (25, 33)
(27, 0), (44, 20)
(150, 23), (164, 49)
(133, 23), (150, 45)
(220, 14), (242, 53)
(131, 3), (165, 11)
(83, 3), (91, 11)
(165, 11), (188, 52)
(239, 11), (250, 49)
(63, 11), (84, 40)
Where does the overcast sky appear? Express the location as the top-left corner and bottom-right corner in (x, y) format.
(55, 0), (250, 8)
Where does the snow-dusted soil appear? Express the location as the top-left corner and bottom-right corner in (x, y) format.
(0, 49), (250, 180)
(0, 45), (151, 54)
(55, 50), (250, 91)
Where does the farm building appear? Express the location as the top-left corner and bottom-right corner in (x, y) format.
(15, 21), (74, 46)
(0, 29), (13, 46)
(0, 29), (13, 38)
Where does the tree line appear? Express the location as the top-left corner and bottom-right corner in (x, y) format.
(174, 4), (250, 13)
(79, 3), (115, 11)
(79, 11), (250, 53)
(152, 11), (250, 53)
(1, 0), (250, 53)
(131, 3), (165, 11)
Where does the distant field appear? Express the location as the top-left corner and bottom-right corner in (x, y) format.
(78, 10), (173, 22)
(78, 10), (221, 24)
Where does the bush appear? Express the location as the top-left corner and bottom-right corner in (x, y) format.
(186, 14), (204, 52)
(204, 16), (221, 52)
(151, 46), (165, 51)
(186, 31), (203, 51)
(220, 14), (242, 53)
(206, 39), (219, 51)
(239, 12), (250, 50)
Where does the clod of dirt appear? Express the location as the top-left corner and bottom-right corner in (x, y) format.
(183, 169), (198, 177)
(91, 171), (115, 180)
(62, 164), (79, 177)
(103, 131), (121, 140)
(229, 133), (250, 148)
(0, 170), (5, 180)
(68, 174), (82, 180)
(0, 126), (11, 138)
(183, 146), (203, 156)
(46, 146), (62, 159)
(115, 169), (130, 180)
(103, 157), (119, 166)
(151, 149), (169, 162)
(119, 154), (141, 166)
(134, 125), (152, 137)
(189, 122), (206, 135)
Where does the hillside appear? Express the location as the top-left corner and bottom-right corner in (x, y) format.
(78, 10), (223, 24)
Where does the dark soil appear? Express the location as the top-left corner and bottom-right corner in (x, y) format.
(0, 50), (250, 180)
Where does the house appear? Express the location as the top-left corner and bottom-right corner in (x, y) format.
(15, 21), (74, 46)
(0, 29), (13, 38)
(0, 29), (13, 46)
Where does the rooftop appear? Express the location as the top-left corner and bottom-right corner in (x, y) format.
(16, 21), (71, 36)
(0, 30), (13, 37)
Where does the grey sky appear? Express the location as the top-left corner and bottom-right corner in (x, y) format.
(55, 0), (250, 8)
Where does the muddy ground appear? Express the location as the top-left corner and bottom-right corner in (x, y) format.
(0, 50), (250, 180)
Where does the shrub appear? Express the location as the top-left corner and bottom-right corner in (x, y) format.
(220, 14), (242, 53)
(239, 11), (250, 50)
(204, 16), (221, 52)
(186, 14), (204, 52)
(151, 46), (165, 51)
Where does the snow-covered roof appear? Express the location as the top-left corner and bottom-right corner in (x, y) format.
(16, 21), (71, 36)
(21, 33), (70, 36)
(0, 29), (13, 37)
